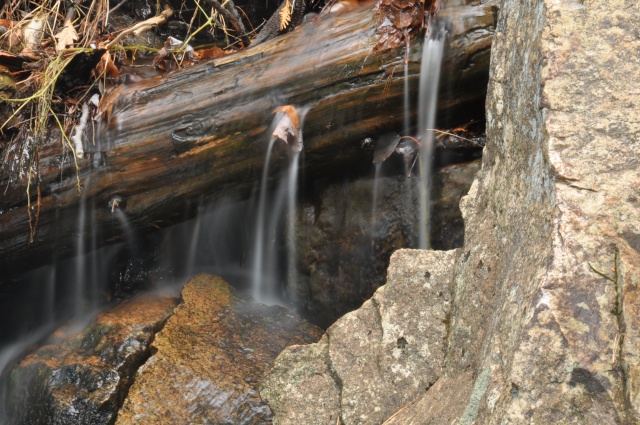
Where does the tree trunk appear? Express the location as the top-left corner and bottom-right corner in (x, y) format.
(0, 0), (496, 273)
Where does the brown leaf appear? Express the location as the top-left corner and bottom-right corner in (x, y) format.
(273, 105), (300, 128)
(372, 132), (401, 164)
(95, 51), (120, 78)
(194, 46), (227, 61)
(272, 105), (302, 152)
(54, 19), (78, 52)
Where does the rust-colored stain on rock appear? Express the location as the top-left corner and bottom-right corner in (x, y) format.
(116, 274), (323, 425)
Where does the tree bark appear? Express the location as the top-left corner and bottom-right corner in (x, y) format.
(0, 0), (496, 273)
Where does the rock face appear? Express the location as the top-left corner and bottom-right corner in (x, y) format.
(262, 0), (640, 423)
(291, 160), (480, 327)
(262, 249), (456, 424)
(3, 294), (177, 425)
(116, 275), (323, 424)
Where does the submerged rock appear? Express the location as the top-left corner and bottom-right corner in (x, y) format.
(116, 274), (323, 424)
(262, 249), (456, 424)
(4, 294), (178, 424)
(291, 160), (479, 327)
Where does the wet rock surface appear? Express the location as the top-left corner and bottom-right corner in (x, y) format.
(116, 274), (323, 425)
(262, 0), (640, 423)
(4, 294), (177, 425)
(262, 249), (457, 424)
(291, 160), (479, 327)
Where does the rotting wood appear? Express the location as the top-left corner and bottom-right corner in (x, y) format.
(0, 0), (496, 273)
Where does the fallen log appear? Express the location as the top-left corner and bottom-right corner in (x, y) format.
(0, 0), (496, 273)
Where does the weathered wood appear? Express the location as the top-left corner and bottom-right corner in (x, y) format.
(0, 0), (495, 273)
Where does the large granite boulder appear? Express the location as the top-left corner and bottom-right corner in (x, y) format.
(3, 294), (178, 425)
(262, 249), (456, 424)
(116, 275), (323, 424)
(261, 0), (640, 423)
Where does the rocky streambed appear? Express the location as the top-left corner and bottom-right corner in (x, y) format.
(5, 276), (322, 424)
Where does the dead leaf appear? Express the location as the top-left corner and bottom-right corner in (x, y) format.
(272, 105), (302, 152)
(372, 132), (401, 164)
(54, 18), (78, 52)
(95, 51), (120, 78)
(194, 46), (227, 61)
(279, 0), (293, 30)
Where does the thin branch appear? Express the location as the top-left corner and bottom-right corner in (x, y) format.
(202, 0), (250, 47)
(105, 6), (174, 49)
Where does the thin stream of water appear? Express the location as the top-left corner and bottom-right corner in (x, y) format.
(286, 151), (300, 304)
(403, 62), (410, 137)
(417, 28), (445, 249)
(185, 204), (203, 277)
(74, 178), (89, 316)
(371, 163), (382, 224)
(251, 138), (277, 303)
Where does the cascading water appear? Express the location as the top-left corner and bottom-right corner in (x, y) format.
(185, 202), (203, 277)
(403, 62), (411, 137)
(371, 163), (383, 224)
(251, 149), (301, 306)
(251, 137), (278, 304)
(286, 151), (301, 304)
(251, 105), (305, 306)
(74, 179), (88, 317)
(417, 27), (446, 249)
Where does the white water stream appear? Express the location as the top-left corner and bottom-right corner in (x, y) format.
(417, 28), (446, 249)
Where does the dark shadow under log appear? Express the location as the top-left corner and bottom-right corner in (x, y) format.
(0, 0), (496, 273)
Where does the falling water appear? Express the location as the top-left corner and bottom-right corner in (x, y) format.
(74, 179), (89, 316)
(114, 208), (138, 255)
(185, 204), (203, 277)
(251, 138), (278, 303)
(286, 152), (300, 303)
(371, 163), (382, 223)
(417, 28), (446, 249)
(257, 165), (289, 305)
(403, 63), (411, 137)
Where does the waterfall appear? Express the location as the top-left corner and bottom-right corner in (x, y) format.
(251, 105), (306, 306)
(403, 62), (411, 137)
(74, 179), (88, 317)
(251, 151), (301, 306)
(286, 151), (300, 304)
(417, 27), (446, 250)
(251, 138), (278, 304)
(185, 203), (203, 278)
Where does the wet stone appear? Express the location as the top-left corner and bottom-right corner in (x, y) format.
(4, 294), (178, 425)
(115, 274), (323, 425)
(291, 159), (480, 327)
